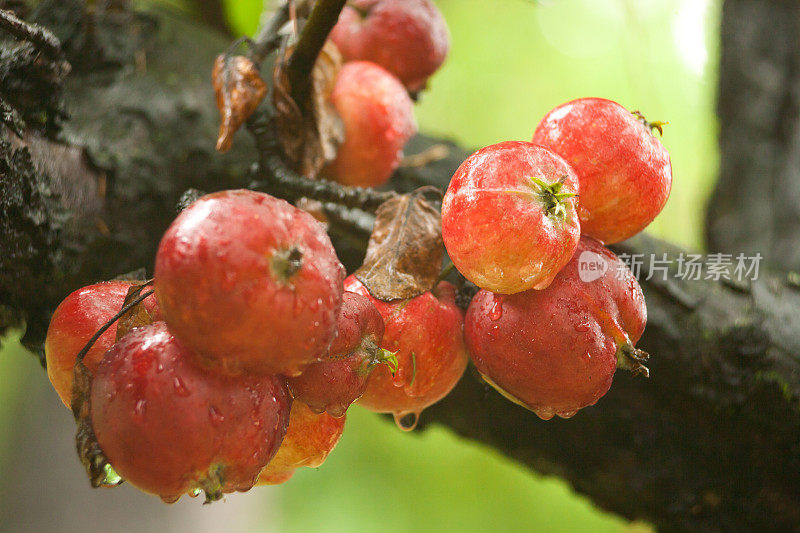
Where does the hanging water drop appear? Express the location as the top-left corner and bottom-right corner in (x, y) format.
(393, 411), (420, 431)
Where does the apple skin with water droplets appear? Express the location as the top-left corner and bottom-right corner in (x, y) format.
(288, 291), (386, 418)
(330, 0), (449, 92)
(45, 281), (160, 408)
(465, 237), (646, 419)
(323, 61), (416, 188)
(442, 141), (581, 295)
(344, 276), (468, 429)
(90, 322), (292, 502)
(154, 189), (345, 377)
(532, 97), (672, 244)
(256, 401), (346, 485)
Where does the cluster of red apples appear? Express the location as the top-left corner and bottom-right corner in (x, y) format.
(324, 0), (448, 187)
(45, 0), (464, 504)
(43, 0), (672, 504)
(444, 98), (671, 419)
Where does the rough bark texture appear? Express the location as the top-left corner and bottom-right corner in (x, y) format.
(1, 3), (799, 532)
(707, 0), (800, 272)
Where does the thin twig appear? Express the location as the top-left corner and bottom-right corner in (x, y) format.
(250, 1), (293, 63)
(74, 288), (154, 363)
(251, 152), (398, 211)
(285, 0), (347, 109)
(248, 112), (398, 210)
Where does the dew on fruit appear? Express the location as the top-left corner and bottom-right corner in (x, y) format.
(133, 399), (147, 422)
(173, 376), (190, 397)
(533, 407), (555, 420)
(574, 321), (591, 333)
(393, 410), (420, 431)
(209, 405), (225, 426)
(161, 494), (180, 504)
(557, 409), (578, 419)
(190, 488), (202, 498)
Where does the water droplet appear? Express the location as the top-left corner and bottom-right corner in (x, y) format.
(209, 406), (224, 426)
(173, 376), (190, 397)
(534, 407), (554, 420)
(557, 409), (578, 419)
(134, 399), (147, 422)
(189, 488), (202, 498)
(489, 295), (503, 321)
(574, 321), (591, 333)
(393, 411), (420, 431)
(161, 494), (180, 504)
(156, 363), (165, 373)
(309, 297), (322, 311)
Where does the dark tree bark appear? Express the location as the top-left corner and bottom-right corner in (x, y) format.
(707, 0), (800, 272)
(1, 2), (799, 532)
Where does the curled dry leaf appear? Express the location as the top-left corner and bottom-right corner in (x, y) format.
(115, 282), (156, 341)
(355, 188), (444, 301)
(213, 54), (268, 153)
(273, 41), (345, 178)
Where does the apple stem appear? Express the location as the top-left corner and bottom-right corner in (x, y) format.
(632, 110), (668, 136)
(617, 342), (650, 378)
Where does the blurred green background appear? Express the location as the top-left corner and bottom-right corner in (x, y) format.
(0, 0), (719, 531)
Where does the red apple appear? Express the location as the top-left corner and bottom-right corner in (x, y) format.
(344, 276), (468, 429)
(288, 291), (388, 417)
(91, 322), (292, 502)
(442, 141), (581, 294)
(256, 401), (346, 485)
(45, 281), (159, 408)
(323, 61), (416, 188)
(465, 237), (647, 419)
(330, 0), (449, 92)
(154, 190), (345, 377)
(532, 97), (672, 244)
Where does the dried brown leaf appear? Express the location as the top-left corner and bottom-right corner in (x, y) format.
(356, 188), (444, 301)
(273, 41), (344, 178)
(213, 54), (268, 152)
(115, 282), (155, 341)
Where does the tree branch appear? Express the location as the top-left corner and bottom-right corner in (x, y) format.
(707, 0), (800, 272)
(0, 8), (63, 58)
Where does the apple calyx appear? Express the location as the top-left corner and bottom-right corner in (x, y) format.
(271, 246), (304, 283)
(374, 348), (399, 374)
(616, 341), (650, 378)
(632, 110), (668, 136)
(199, 464), (225, 504)
(528, 175), (577, 221)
